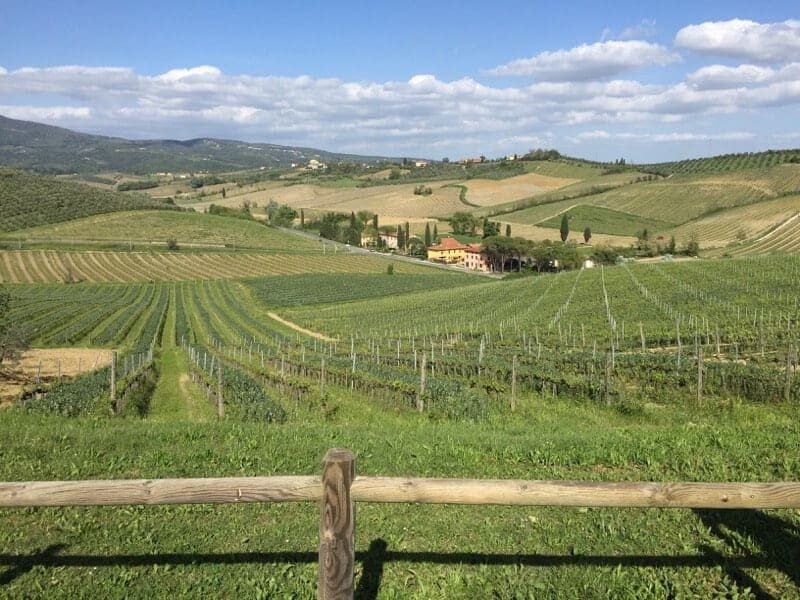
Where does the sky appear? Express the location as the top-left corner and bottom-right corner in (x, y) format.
(1, 0), (799, 163)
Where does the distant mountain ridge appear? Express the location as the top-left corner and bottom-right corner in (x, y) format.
(0, 115), (400, 174)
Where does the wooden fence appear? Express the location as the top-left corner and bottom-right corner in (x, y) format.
(2, 448), (800, 599)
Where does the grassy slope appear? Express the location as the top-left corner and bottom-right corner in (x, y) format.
(0, 169), (175, 233)
(0, 210), (323, 251)
(537, 204), (671, 237)
(1, 395), (798, 598)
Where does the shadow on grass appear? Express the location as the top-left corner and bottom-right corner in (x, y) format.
(695, 509), (800, 600)
(1, 518), (798, 598)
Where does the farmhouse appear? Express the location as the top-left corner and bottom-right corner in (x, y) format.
(464, 243), (492, 272)
(427, 237), (467, 264)
(379, 232), (399, 250)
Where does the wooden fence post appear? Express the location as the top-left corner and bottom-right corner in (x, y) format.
(319, 449), (355, 600)
(417, 353), (427, 412)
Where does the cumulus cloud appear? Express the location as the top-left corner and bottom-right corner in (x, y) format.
(675, 19), (800, 62)
(686, 64), (776, 90)
(485, 40), (678, 81)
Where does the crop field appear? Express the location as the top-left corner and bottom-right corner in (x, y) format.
(669, 195), (800, 249)
(0, 249), (434, 283)
(719, 213), (800, 257)
(190, 181), (468, 219)
(462, 172), (577, 206)
(3, 252), (800, 597)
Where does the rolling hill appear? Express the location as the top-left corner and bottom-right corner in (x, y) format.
(0, 168), (177, 233)
(0, 114), (400, 174)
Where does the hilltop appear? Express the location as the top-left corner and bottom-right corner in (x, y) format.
(0, 115), (401, 174)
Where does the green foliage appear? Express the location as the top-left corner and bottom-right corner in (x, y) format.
(449, 211), (480, 235)
(0, 288), (28, 364)
(223, 366), (286, 422)
(206, 203), (255, 221)
(18, 367), (110, 417)
(482, 218), (500, 238)
(414, 185), (432, 195)
(423, 380), (490, 421)
(560, 213), (570, 242)
(116, 180), (159, 191)
(522, 148), (562, 161)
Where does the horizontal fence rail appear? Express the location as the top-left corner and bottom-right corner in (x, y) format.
(2, 448), (800, 599)
(3, 477), (800, 510)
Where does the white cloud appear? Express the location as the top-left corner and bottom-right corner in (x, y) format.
(602, 19), (658, 42)
(675, 19), (800, 62)
(485, 40), (678, 81)
(686, 64), (776, 90)
(573, 130), (755, 143)
(0, 105), (92, 121)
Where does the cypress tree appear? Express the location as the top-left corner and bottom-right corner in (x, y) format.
(506, 223), (511, 237)
(560, 213), (570, 242)
(425, 223), (432, 247)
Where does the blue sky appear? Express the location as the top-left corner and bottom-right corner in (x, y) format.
(1, 1), (799, 162)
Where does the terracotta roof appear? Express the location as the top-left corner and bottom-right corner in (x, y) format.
(465, 243), (484, 253)
(428, 237), (468, 251)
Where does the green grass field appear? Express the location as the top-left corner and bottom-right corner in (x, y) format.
(537, 205), (672, 237)
(2, 396), (798, 598)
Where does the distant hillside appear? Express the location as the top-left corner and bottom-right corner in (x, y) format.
(0, 115), (399, 174)
(0, 168), (177, 233)
(641, 149), (800, 176)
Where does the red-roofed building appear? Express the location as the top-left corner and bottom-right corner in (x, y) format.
(427, 237), (468, 264)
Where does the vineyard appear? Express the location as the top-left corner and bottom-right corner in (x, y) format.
(0, 248), (437, 283)
(0, 168), (175, 233)
(8, 255), (799, 416)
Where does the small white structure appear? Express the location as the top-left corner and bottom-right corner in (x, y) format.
(582, 259), (596, 269)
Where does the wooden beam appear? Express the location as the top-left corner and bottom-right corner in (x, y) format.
(2, 475), (800, 510)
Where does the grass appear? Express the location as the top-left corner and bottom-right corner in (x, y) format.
(538, 205), (672, 237)
(148, 348), (215, 422)
(1, 393), (798, 598)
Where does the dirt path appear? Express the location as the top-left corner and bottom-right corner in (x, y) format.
(266, 312), (336, 342)
(0, 348), (112, 405)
